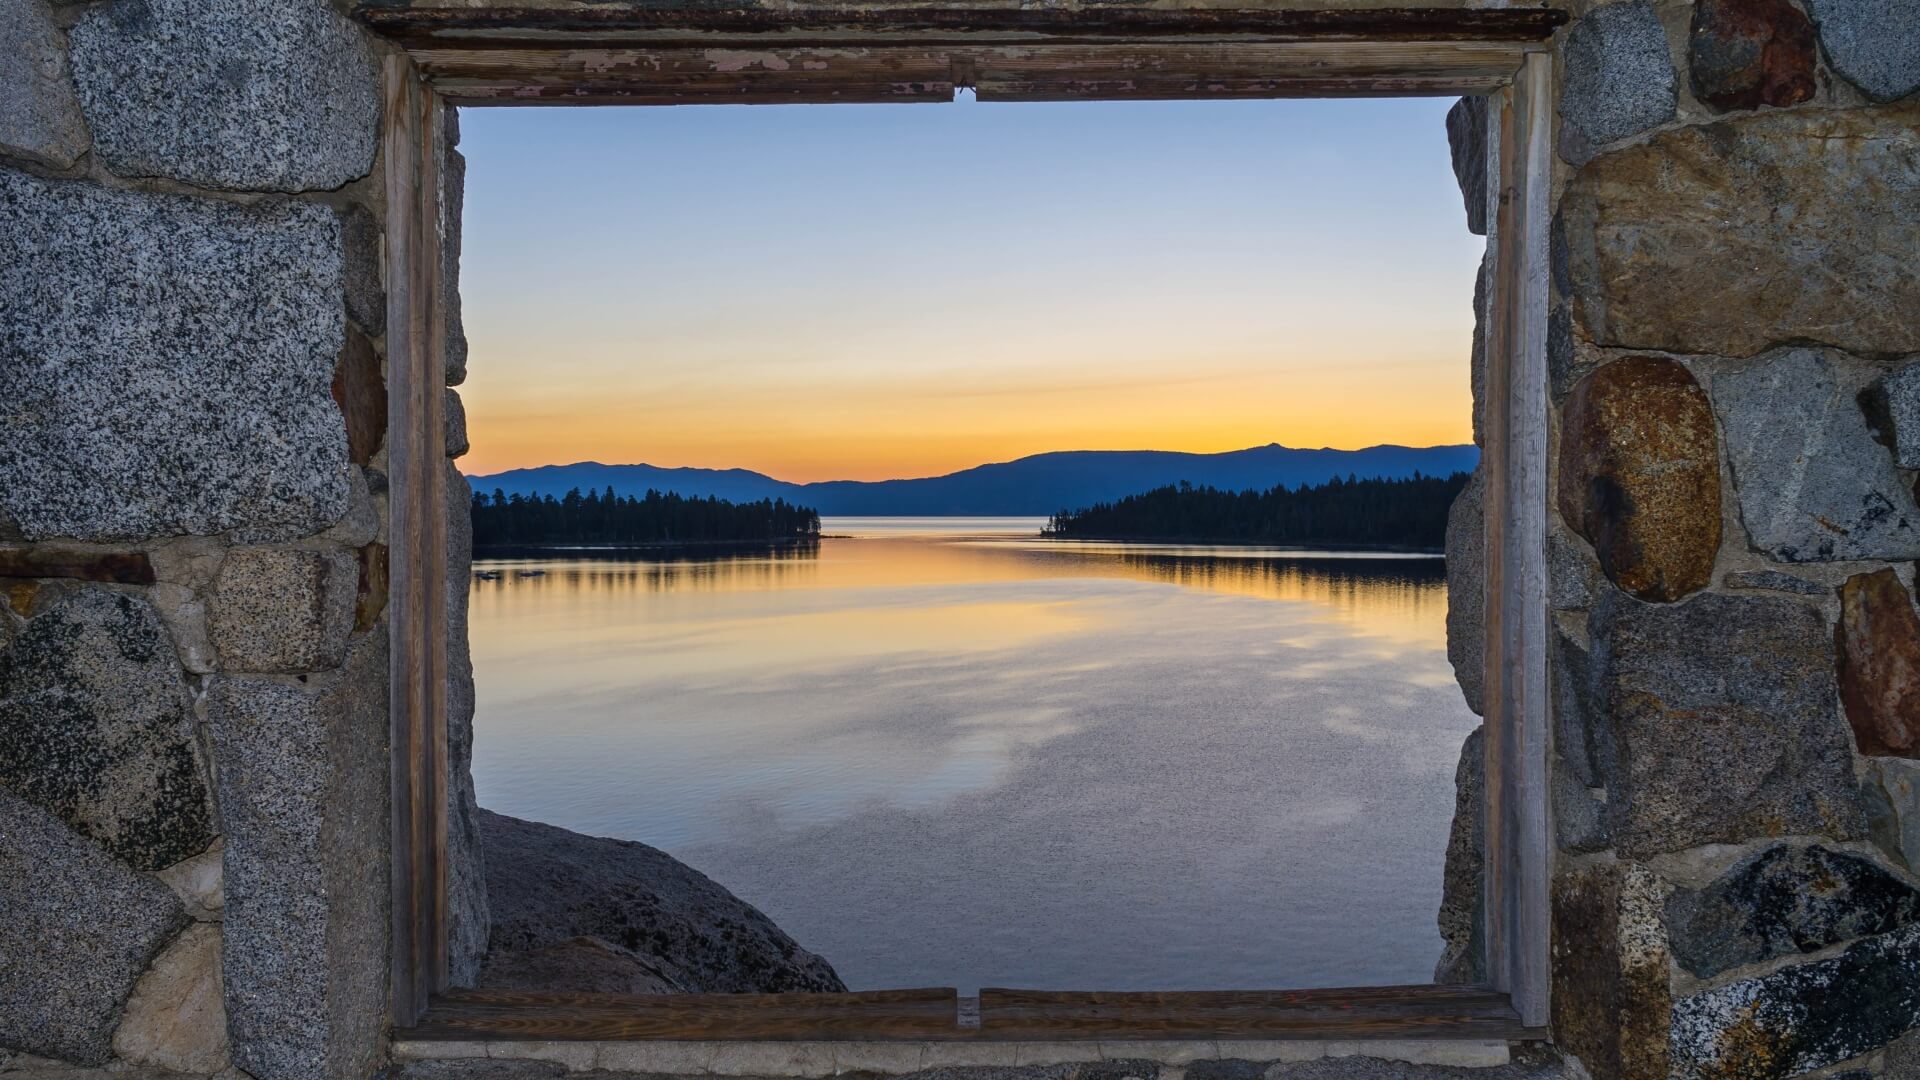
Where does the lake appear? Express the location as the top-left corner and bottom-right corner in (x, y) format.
(468, 517), (1476, 993)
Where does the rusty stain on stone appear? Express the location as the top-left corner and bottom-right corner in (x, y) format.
(356, 543), (388, 632)
(1557, 357), (1721, 603)
(1689, 0), (1817, 113)
(1838, 568), (1920, 757)
(0, 549), (156, 585)
(332, 325), (387, 466)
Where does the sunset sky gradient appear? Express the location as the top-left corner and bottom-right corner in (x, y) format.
(458, 96), (1481, 482)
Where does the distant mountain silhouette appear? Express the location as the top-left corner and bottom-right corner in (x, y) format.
(466, 443), (1481, 517)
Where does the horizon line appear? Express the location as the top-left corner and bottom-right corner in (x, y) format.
(462, 441), (1480, 487)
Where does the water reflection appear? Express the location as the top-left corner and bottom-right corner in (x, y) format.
(469, 519), (1475, 993)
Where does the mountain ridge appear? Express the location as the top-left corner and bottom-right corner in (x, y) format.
(466, 443), (1480, 517)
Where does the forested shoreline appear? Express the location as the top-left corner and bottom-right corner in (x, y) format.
(1043, 471), (1470, 550)
(472, 486), (820, 547)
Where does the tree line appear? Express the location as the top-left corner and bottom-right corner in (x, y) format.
(471, 486), (821, 546)
(1043, 471), (1471, 550)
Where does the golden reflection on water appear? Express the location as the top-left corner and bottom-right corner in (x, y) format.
(468, 522), (1471, 993)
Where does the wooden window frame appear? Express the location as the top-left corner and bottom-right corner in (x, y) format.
(372, 3), (1559, 1042)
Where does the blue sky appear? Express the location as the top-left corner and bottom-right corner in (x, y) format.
(459, 95), (1482, 481)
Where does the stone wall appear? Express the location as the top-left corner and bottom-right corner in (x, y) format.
(0, 0), (479, 1075)
(1443, 2), (1920, 1076)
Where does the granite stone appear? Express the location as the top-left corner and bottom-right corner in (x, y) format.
(1434, 726), (1484, 985)
(0, 588), (214, 870)
(112, 921), (229, 1073)
(1670, 923), (1920, 1078)
(1444, 96), (1488, 237)
(1688, 0), (1818, 112)
(68, 0), (378, 191)
(209, 632), (389, 1080)
(1714, 349), (1920, 563)
(1803, 0), (1920, 102)
(1722, 569), (1827, 596)
(1868, 758), (1920, 873)
(1838, 569), (1920, 757)
(1867, 360), (1920, 469)
(0, 0), (89, 169)
(1557, 357), (1720, 602)
(1588, 590), (1863, 857)
(0, 788), (189, 1065)
(1664, 844), (1920, 979)
(444, 143), (469, 387)
(446, 389), (469, 459)
(1562, 104), (1920, 358)
(1444, 469), (1484, 717)
(1551, 863), (1671, 1080)
(1558, 1), (1678, 164)
(209, 547), (356, 674)
(446, 464), (489, 987)
(0, 169), (352, 542)
(339, 204), (385, 337)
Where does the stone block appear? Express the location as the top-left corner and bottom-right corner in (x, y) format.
(1670, 922), (1920, 1077)
(1558, 1), (1677, 164)
(1433, 726), (1483, 985)
(209, 547), (357, 674)
(1804, 0), (1920, 102)
(1721, 569), (1826, 596)
(0, 788), (189, 1065)
(1444, 96), (1487, 237)
(1443, 469), (1484, 717)
(1557, 357), (1720, 603)
(339, 204), (385, 337)
(1589, 590), (1863, 857)
(1714, 348), (1920, 563)
(0, 0), (88, 169)
(1664, 843), (1920, 979)
(208, 632), (389, 1080)
(1551, 863), (1671, 1080)
(0, 169), (352, 542)
(446, 464), (489, 986)
(154, 839), (223, 921)
(1552, 756), (1608, 856)
(447, 389), (470, 459)
(1870, 759), (1920, 873)
(1839, 569), (1920, 757)
(1688, 0), (1818, 112)
(148, 582), (214, 675)
(1868, 360), (1920, 470)
(0, 588), (214, 870)
(67, 0), (378, 192)
(112, 922), (228, 1073)
(445, 143), (469, 387)
(1562, 103), (1920, 358)
(1546, 519), (1601, 612)
(333, 327), (387, 467)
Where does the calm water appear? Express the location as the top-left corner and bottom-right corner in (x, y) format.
(469, 518), (1475, 992)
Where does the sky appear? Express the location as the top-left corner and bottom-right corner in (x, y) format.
(458, 95), (1482, 482)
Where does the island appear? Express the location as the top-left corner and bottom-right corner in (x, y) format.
(471, 486), (821, 547)
(1042, 471), (1470, 550)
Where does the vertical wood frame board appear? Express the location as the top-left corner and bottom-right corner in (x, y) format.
(370, 5), (1561, 1039)
(386, 54), (453, 1027)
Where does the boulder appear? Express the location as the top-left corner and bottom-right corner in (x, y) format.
(112, 922), (229, 1073)
(1550, 863), (1671, 1080)
(0, 588), (214, 871)
(1588, 590), (1863, 857)
(1713, 348), (1920, 563)
(1443, 469), (1484, 717)
(0, 788), (189, 1065)
(1687, 0), (1818, 112)
(1664, 844), (1920, 979)
(1558, 1), (1677, 164)
(208, 632), (389, 1080)
(210, 547), (358, 674)
(1803, 0), (1920, 102)
(1670, 922), (1920, 1077)
(1556, 357), (1720, 603)
(0, 168), (352, 542)
(481, 809), (846, 994)
(478, 936), (680, 996)
(67, 0), (378, 192)
(0, 0), (89, 169)
(1838, 569), (1920, 757)
(1561, 103), (1920, 358)
(1433, 727), (1484, 985)
(1444, 96), (1488, 237)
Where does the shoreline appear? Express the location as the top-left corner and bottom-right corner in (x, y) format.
(1037, 533), (1444, 555)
